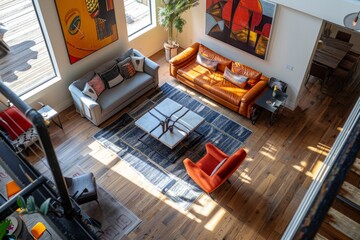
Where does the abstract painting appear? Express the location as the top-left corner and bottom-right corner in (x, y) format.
(206, 0), (276, 60)
(55, 0), (118, 64)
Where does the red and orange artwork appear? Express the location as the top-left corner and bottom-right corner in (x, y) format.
(206, 0), (276, 59)
(55, 0), (118, 64)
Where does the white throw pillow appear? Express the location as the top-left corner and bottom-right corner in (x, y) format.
(82, 82), (98, 101)
(131, 56), (145, 72)
(210, 158), (227, 176)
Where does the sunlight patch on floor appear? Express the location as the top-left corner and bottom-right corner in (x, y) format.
(88, 141), (117, 165)
(204, 207), (227, 231)
(259, 143), (278, 161)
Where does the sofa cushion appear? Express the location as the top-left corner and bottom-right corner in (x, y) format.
(97, 72), (154, 117)
(199, 44), (232, 72)
(223, 67), (248, 88)
(177, 62), (214, 84)
(0, 106), (32, 140)
(210, 80), (248, 106)
(196, 53), (218, 71)
(232, 62), (262, 79)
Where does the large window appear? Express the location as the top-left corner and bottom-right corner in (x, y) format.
(124, 0), (153, 37)
(0, 0), (55, 96)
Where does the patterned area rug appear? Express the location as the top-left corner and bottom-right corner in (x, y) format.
(94, 83), (252, 210)
(69, 167), (142, 240)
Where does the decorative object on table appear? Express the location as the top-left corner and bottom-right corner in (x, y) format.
(343, 10), (360, 31)
(183, 143), (247, 196)
(206, 0), (277, 59)
(268, 77), (287, 93)
(17, 195), (51, 215)
(94, 83), (252, 210)
(0, 219), (15, 240)
(54, 0), (118, 64)
(158, 0), (199, 61)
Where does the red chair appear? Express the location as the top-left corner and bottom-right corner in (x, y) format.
(183, 143), (247, 194)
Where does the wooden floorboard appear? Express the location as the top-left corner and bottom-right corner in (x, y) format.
(20, 48), (359, 239)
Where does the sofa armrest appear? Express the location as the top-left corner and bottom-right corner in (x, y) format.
(169, 42), (200, 77)
(68, 83), (86, 116)
(133, 49), (160, 86)
(80, 97), (102, 126)
(242, 80), (268, 104)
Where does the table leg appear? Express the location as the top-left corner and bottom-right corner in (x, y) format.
(52, 115), (63, 129)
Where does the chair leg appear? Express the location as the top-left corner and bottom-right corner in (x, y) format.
(226, 179), (231, 184)
(208, 192), (215, 201)
(45, 229), (53, 239)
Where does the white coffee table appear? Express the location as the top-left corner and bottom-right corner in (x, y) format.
(135, 98), (205, 149)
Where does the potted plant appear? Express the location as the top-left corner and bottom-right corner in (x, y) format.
(158, 0), (199, 61)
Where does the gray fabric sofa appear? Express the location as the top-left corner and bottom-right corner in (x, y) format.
(68, 49), (159, 126)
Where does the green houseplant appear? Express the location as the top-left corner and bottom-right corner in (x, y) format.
(158, 0), (199, 61)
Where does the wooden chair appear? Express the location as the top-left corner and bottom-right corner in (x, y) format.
(31, 222), (52, 239)
(305, 62), (331, 88)
(335, 31), (351, 43)
(183, 143), (247, 195)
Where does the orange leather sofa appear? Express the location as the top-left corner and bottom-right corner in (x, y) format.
(183, 143), (247, 194)
(169, 42), (269, 118)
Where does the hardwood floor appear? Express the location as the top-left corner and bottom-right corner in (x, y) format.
(28, 50), (359, 239)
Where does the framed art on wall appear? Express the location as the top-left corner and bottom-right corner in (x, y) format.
(54, 0), (118, 64)
(206, 0), (277, 60)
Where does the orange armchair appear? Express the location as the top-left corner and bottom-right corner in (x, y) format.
(183, 143), (247, 194)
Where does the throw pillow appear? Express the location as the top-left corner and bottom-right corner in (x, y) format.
(223, 67), (248, 88)
(0, 106), (33, 140)
(231, 62), (262, 80)
(104, 74), (124, 88)
(88, 74), (105, 96)
(99, 64), (120, 82)
(116, 48), (134, 62)
(82, 82), (98, 101)
(118, 57), (137, 79)
(196, 53), (218, 71)
(210, 158), (227, 177)
(131, 56), (145, 72)
(199, 44), (232, 72)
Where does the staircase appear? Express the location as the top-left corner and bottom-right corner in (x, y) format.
(316, 157), (360, 240)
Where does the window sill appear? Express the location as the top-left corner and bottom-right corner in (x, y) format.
(20, 76), (62, 102)
(128, 23), (157, 42)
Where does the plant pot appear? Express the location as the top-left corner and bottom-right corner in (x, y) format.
(164, 42), (178, 62)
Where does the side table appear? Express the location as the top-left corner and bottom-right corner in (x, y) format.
(37, 105), (63, 129)
(251, 88), (288, 125)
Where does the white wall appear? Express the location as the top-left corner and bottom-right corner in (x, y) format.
(24, 0), (166, 111)
(271, 0), (360, 31)
(179, 3), (323, 109)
